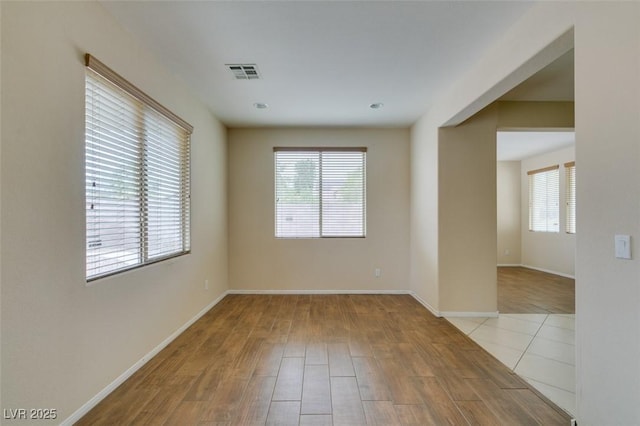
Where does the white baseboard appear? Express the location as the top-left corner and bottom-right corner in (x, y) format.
(228, 289), (412, 295)
(497, 263), (575, 280)
(407, 292), (499, 319)
(230, 288), (445, 319)
(521, 264), (575, 279)
(440, 311), (499, 318)
(408, 292), (441, 317)
(61, 291), (229, 426)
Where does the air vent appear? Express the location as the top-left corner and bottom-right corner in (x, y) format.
(226, 64), (261, 80)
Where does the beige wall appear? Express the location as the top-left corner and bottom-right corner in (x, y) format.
(228, 128), (410, 292)
(521, 146), (575, 277)
(409, 116), (439, 312)
(497, 144), (576, 276)
(497, 102), (574, 269)
(411, 2), (640, 423)
(498, 144), (576, 276)
(497, 101), (574, 129)
(438, 105), (498, 313)
(430, 101), (573, 315)
(573, 4), (640, 422)
(0, 1), (3, 415)
(498, 102), (575, 271)
(1, 2), (228, 422)
(497, 161), (521, 265)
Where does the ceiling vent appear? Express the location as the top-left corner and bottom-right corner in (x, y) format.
(226, 64), (260, 80)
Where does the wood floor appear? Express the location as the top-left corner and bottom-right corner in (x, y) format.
(78, 294), (570, 425)
(498, 267), (575, 314)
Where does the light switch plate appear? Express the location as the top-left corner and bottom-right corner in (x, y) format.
(615, 234), (631, 259)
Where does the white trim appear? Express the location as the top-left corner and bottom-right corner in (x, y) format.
(408, 291), (441, 317)
(440, 311), (499, 318)
(497, 263), (575, 279)
(230, 288), (446, 319)
(228, 289), (412, 295)
(497, 263), (523, 267)
(61, 291), (229, 426)
(521, 264), (575, 279)
(407, 292), (498, 319)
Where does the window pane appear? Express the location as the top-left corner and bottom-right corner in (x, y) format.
(146, 109), (190, 258)
(274, 149), (366, 238)
(275, 151), (320, 238)
(321, 151), (365, 237)
(528, 167), (559, 232)
(85, 64), (191, 281)
(86, 72), (143, 278)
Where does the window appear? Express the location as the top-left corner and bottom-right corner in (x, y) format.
(274, 148), (366, 238)
(85, 54), (192, 281)
(565, 161), (576, 234)
(528, 165), (559, 232)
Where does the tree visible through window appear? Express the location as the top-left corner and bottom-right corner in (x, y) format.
(274, 148), (366, 238)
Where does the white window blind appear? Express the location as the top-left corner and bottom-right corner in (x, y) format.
(85, 54), (192, 281)
(275, 148), (366, 238)
(528, 165), (560, 233)
(565, 161), (576, 234)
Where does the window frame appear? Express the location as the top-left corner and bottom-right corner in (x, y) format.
(274, 147), (367, 239)
(528, 164), (560, 233)
(85, 54), (193, 282)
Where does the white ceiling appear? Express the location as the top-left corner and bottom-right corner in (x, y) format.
(497, 131), (575, 161)
(100, 1), (534, 128)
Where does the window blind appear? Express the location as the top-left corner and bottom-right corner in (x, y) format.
(565, 161), (576, 234)
(274, 148), (366, 238)
(85, 54), (192, 281)
(528, 165), (560, 233)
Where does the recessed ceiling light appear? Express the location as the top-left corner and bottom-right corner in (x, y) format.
(369, 103), (384, 109)
(253, 102), (269, 109)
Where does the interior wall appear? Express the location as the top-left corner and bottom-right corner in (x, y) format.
(497, 101), (574, 128)
(0, 1), (4, 415)
(521, 146), (575, 277)
(411, 2), (639, 423)
(573, 3), (640, 423)
(438, 105), (498, 314)
(432, 101), (574, 315)
(228, 127), (410, 292)
(497, 161), (521, 265)
(1, 2), (228, 422)
(409, 117), (439, 311)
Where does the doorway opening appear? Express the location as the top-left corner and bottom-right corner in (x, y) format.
(495, 129), (576, 414)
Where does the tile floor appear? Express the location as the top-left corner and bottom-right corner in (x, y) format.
(446, 313), (576, 416)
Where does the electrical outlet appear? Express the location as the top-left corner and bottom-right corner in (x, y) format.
(204, 279), (209, 290)
(504, 249), (510, 256)
(374, 268), (381, 278)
